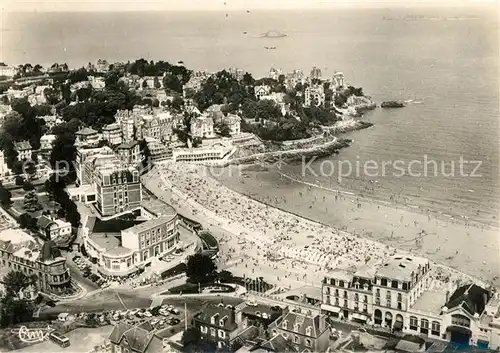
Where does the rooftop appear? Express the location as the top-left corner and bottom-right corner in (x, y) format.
(76, 127), (98, 136)
(326, 269), (354, 282)
(103, 123), (120, 131)
(375, 255), (429, 282)
(123, 215), (177, 235)
(140, 199), (176, 218)
(106, 246), (133, 256)
(117, 140), (139, 150)
(89, 232), (121, 251)
(14, 141), (32, 151)
(446, 283), (490, 316)
(410, 290), (447, 315)
(0, 228), (35, 244)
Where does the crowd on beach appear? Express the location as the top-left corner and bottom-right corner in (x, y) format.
(148, 163), (479, 290)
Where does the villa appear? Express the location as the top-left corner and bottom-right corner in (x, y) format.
(14, 141), (32, 161)
(102, 123), (123, 146)
(75, 127), (100, 148)
(190, 115), (215, 139)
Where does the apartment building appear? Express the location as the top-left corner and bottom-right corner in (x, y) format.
(0, 228), (71, 295)
(39, 134), (56, 158)
(321, 255), (431, 332)
(102, 123), (123, 146)
(193, 303), (239, 350)
(94, 164), (142, 217)
(75, 127), (100, 148)
(116, 141), (142, 166)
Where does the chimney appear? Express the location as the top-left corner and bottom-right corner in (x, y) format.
(229, 306), (236, 323)
(483, 293), (488, 307)
(445, 290), (450, 303)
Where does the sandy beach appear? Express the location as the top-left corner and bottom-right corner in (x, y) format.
(146, 163), (487, 293)
(213, 165), (500, 287)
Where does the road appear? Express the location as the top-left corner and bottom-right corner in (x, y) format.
(40, 292), (243, 318)
(63, 251), (100, 292)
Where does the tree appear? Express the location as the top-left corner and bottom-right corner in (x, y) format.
(0, 296), (34, 327)
(171, 95), (184, 111)
(2, 271), (37, 299)
(181, 327), (201, 350)
(142, 80), (148, 89)
(0, 184), (12, 206)
(186, 253), (216, 283)
(23, 190), (42, 213)
(216, 122), (231, 137)
(22, 181), (34, 191)
(18, 213), (38, 232)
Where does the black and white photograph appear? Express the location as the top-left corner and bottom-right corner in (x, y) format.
(0, 0), (498, 352)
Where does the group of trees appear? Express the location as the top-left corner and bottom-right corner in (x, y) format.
(0, 271), (37, 327)
(0, 98), (49, 170)
(44, 175), (80, 227)
(13, 64), (44, 79)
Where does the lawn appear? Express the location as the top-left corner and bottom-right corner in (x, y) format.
(160, 263), (187, 279)
(166, 283), (235, 295)
(12, 195), (59, 218)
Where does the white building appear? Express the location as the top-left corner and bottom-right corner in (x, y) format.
(37, 215), (72, 242)
(223, 114), (241, 136)
(254, 85), (271, 100)
(0, 150), (10, 176)
(304, 86), (325, 107)
(172, 140), (235, 164)
(102, 123), (122, 146)
(332, 71), (345, 89)
(75, 127), (100, 148)
(190, 115), (215, 139)
(82, 208), (180, 277)
(14, 141), (32, 161)
(39, 134), (57, 157)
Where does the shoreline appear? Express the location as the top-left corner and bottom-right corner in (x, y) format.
(211, 166), (499, 287)
(148, 163), (492, 290)
(275, 169), (498, 232)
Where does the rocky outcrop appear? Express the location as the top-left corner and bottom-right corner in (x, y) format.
(224, 138), (351, 166)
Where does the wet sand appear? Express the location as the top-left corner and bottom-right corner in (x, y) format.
(214, 166), (500, 287)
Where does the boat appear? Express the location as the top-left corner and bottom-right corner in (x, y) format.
(264, 46), (277, 50)
(381, 101), (405, 108)
(261, 30), (287, 38)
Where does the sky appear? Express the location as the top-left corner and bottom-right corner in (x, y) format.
(1, 0), (497, 12)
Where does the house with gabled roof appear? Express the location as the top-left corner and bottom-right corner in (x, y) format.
(268, 311), (329, 353)
(13, 140), (32, 161)
(108, 322), (164, 353)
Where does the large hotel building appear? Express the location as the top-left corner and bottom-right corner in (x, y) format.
(321, 255), (500, 350)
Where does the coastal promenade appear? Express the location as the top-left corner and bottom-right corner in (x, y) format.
(144, 163), (479, 293)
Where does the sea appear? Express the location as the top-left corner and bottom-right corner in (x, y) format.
(1, 6), (499, 226)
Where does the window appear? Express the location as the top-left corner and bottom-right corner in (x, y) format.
(402, 282), (408, 290)
(375, 297), (380, 305)
(339, 280), (344, 287)
(344, 291), (348, 298)
(431, 321), (440, 336)
(376, 289), (380, 297)
(218, 330), (225, 339)
(364, 295), (368, 303)
(409, 316), (418, 330)
(305, 339), (312, 348)
(354, 293), (359, 302)
(354, 282), (360, 289)
(334, 289), (339, 297)
(391, 280), (399, 288)
(397, 293), (402, 302)
(335, 298), (339, 306)
(381, 278), (387, 286)
(306, 327), (312, 336)
(420, 319), (429, 335)
(201, 326), (207, 333)
(363, 304), (368, 312)
(282, 320), (288, 329)
(397, 302), (402, 310)
(343, 300), (348, 308)
(294, 324), (301, 332)
(326, 287), (330, 294)
(294, 335), (299, 344)
(386, 291), (391, 299)
(210, 328), (216, 336)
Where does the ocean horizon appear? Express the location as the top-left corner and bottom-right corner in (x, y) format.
(2, 6), (499, 226)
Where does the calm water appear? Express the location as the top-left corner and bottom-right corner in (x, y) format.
(2, 7), (499, 224)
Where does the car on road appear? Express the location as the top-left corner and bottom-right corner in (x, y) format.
(169, 318), (181, 325)
(170, 308), (180, 315)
